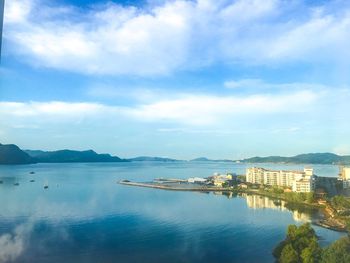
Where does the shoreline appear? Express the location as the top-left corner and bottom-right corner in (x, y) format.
(119, 180), (348, 232)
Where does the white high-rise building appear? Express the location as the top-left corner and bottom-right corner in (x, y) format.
(246, 167), (315, 193)
(339, 166), (350, 188)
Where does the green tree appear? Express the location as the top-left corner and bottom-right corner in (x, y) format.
(273, 223), (321, 263)
(275, 224), (350, 263)
(331, 196), (350, 210)
(321, 237), (350, 263)
(280, 244), (299, 263)
(301, 238), (322, 263)
(287, 225), (297, 240)
(306, 193), (315, 204)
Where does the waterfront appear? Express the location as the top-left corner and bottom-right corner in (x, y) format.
(0, 162), (345, 263)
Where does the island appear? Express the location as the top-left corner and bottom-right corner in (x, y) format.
(0, 143), (127, 164)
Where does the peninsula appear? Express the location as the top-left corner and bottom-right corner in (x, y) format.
(120, 166), (350, 232)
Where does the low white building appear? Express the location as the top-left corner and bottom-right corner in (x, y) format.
(188, 177), (207, 183)
(212, 173), (233, 187)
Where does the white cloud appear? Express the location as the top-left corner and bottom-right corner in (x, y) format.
(224, 79), (265, 89)
(126, 90), (319, 124)
(4, 0), (32, 24)
(0, 101), (112, 117)
(224, 79), (329, 91)
(4, 0), (350, 75)
(0, 89), (320, 127)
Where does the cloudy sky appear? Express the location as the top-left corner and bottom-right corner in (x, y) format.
(1, 0), (350, 159)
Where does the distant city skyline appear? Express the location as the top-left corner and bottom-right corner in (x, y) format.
(1, 0), (350, 159)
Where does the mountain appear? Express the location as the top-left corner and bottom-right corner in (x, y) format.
(128, 156), (180, 162)
(240, 153), (350, 165)
(190, 157), (211, 162)
(0, 143), (35, 164)
(24, 150), (46, 157)
(190, 157), (233, 162)
(25, 149), (127, 163)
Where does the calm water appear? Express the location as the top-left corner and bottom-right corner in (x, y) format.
(0, 162), (344, 263)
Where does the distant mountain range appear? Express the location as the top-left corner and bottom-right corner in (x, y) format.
(190, 157), (233, 162)
(0, 143), (128, 164)
(24, 149), (126, 163)
(239, 153), (350, 165)
(0, 143), (34, 164)
(1, 143), (350, 165)
(127, 156), (180, 162)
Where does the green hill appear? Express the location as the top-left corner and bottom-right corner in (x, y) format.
(241, 153), (350, 165)
(0, 143), (35, 164)
(25, 149), (127, 163)
(127, 156), (180, 162)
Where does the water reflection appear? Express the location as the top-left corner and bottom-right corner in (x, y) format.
(0, 163), (345, 263)
(242, 194), (311, 222)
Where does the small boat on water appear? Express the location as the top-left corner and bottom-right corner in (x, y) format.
(44, 181), (49, 189)
(30, 179), (35, 182)
(29, 171), (35, 174)
(14, 176), (20, 186)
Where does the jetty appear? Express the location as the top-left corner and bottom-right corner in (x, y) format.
(118, 180), (231, 192)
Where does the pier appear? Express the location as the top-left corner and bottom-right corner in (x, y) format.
(118, 180), (232, 192)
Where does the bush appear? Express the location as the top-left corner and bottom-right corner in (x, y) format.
(274, 224), (350, 263)
(331, 196), (350, 210)
(273, 223), (321, 263)
(321, 237), (350, 263)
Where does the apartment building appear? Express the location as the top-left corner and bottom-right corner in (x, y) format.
(246, 167), (315, 192)
(339, 166), (350, 188)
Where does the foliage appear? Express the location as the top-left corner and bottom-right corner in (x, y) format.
(237, 175), (246, 182)
(222, 182), (229, 187)
(273, 223), (321, 263)
(284, 192), (315, 204)
(330, 196), (350, 210)
(271, 186), (284, 194)
(321, 237), (350, 263)
(274, 224), (350, 263)
(280, 244), (299, 263)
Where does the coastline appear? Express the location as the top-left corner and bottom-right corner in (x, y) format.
(119, 180), (347, 232)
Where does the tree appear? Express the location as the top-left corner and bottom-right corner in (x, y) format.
(306, 192), (315, 204)
(301, 238), (322, 263)
(287, 225), (297, 240)
(275, 224), (350, 263)
(280, 244), (299, 263)
(273, 224), (321, 263)
(321, 237), (350, 263)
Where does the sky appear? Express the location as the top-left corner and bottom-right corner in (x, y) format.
(0, 0), (350, 160)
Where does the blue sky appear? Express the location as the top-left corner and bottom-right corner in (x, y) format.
(1, 0), (350, 159)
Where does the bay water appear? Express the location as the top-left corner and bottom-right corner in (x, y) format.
(0, 162), (344, 263)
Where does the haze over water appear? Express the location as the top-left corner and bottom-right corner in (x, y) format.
(0, 162), (344, 263)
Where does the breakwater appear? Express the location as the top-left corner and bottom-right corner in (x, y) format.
(118, 180), (232, 192)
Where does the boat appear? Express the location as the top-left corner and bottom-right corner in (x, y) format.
(14, 182), (19, 186)
(29, 171), (35, 174)
(44, 181), (49, 189)
(30, 179), (35, 182)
